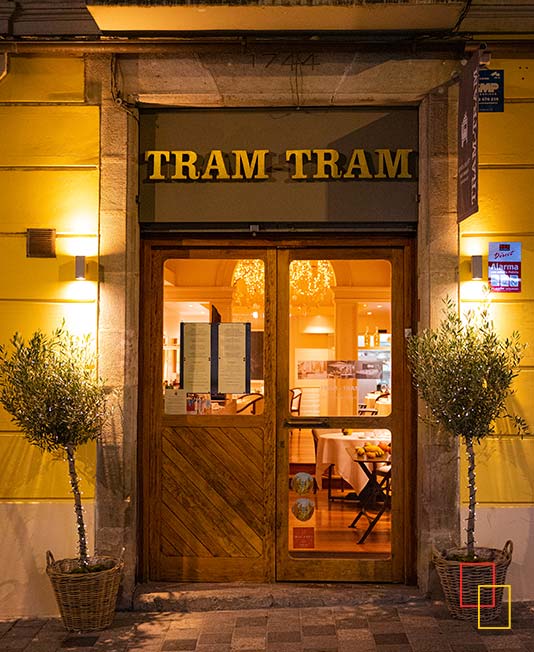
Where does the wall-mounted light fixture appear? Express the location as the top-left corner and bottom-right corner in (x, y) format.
(75, 255), (86, 280)
(471, 255), (483, 280)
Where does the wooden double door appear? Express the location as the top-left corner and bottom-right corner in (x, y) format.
(139, 236), (416, 584)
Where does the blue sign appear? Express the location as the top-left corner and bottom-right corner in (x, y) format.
(479, 69), (504, 112)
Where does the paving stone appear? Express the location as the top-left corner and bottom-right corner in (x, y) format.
(374, 632), (411, 645)
(370, 621), (412, 634)
(300, 635), (338, 650)
(161, 639), (197, 650)
(303, 624), (336, 636)
(338, 642), (376, 652)
(336, 616), (368, 629)
(0, 638), (36, 650)
(478, 635), (524, 649)
(337, 628), (375, 642)
(408, 639), (453, 652)
(265, 645), (303, 652)
(232, 627), (265, 639)
(266, 630), (301, 643)
(1, 599), (533, 652)
(198, 632), (233, 645)
(231, 636), (266, 650)
(235, 617), (268, 628)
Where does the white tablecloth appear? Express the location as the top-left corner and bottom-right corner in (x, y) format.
(315, 430), (391, 493)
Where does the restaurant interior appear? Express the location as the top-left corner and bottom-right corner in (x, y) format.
(163, 256), (393, 557)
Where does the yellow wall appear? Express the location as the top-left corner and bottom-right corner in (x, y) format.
(460, 58), (534, 505)
(0, 56), (99, 500)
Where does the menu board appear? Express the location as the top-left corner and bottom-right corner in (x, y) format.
(218, 323), (247, 394)
(180, 322), (251, 395)
(181, 323), (211, 392)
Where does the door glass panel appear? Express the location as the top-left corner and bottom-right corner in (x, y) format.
(163, 257), (265, 415)
(289, 259), (391, 417)
(288, 258), (392, 558)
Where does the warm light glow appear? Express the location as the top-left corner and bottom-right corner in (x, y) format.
(62, 302), (98, 336)
(231, 259), (336, 315)
(232, 259), (265, 308)
(58, 235), (98, 257)
(461, 280), (490, 303)
(461, 238), (486, 257)
(302, 315), (335, 334)
(64, 280), (98, 303)
(290, 260), (335, 311)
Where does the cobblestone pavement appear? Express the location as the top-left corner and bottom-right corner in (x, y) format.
(1, 601), (533, 652)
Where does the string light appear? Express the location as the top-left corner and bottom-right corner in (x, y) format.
(232, 259), (335, 315)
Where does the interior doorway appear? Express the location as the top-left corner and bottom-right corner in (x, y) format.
(138, 237), (416, 583)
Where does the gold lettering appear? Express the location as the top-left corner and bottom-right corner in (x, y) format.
(201, 150), (231, 180)
(145, 150), (170, 180)
(374, 149), (412, 179)
(233, 149), (269, 180)
(313, 149), (341, 179)
(286, 149), (312, 180)
(171, 151), (200, 180)
(343, 149), (373, 179)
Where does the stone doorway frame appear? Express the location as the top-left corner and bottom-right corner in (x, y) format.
(89, 50), (461, 605)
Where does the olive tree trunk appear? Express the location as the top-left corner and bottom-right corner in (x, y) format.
(65, 443), (89, 568)
(465, 435), (476, 558)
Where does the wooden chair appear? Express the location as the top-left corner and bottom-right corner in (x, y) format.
(235, 392), (264, 414)
(376, 392), (390, 401)
(358, 407), (378, 416)
(289, 387), (303, 416)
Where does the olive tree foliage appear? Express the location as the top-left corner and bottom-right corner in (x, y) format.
(406, 297), (528, 558)
(0, 325), (108, 568)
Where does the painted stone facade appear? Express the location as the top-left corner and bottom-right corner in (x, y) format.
(0, 1), (533, 617)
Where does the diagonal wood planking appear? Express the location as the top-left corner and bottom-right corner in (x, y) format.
(162, 425), (265, 559)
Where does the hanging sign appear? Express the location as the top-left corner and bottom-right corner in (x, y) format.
(479, 69), (504, 113)
(488, 242), (522, 293)
(457, 51), (480, 223)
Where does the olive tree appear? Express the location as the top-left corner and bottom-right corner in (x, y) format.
(407, 298), (528, 558)
(0, 325), (108, 569)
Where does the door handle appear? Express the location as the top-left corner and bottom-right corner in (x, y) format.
(285, 419), (330, 428)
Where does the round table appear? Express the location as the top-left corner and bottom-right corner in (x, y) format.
(315, 430), (391, 493)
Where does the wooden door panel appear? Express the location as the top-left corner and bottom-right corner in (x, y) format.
(140, 239), (414, 584)
(158, 424), (269, 579)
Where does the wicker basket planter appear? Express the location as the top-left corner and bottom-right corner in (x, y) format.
(46, 551), (123, 631)
(433, 540), (513, 623)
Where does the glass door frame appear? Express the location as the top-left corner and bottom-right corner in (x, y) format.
(275, 243), (416, 583)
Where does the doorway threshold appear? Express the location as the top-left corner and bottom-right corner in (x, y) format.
(133, 582), (425, 613)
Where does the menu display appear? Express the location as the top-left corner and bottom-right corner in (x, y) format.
(181, 323), (212, 392)
(218, 323), (247, 394)
(180, 322), (251, 395)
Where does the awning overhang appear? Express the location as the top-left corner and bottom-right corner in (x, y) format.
(86, 3), (465, 33)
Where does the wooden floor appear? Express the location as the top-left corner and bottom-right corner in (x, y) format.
(289, 429), (391, 557)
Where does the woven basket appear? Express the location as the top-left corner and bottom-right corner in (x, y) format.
(46, 550), (123, 631)
(433, 540), (512, 623)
